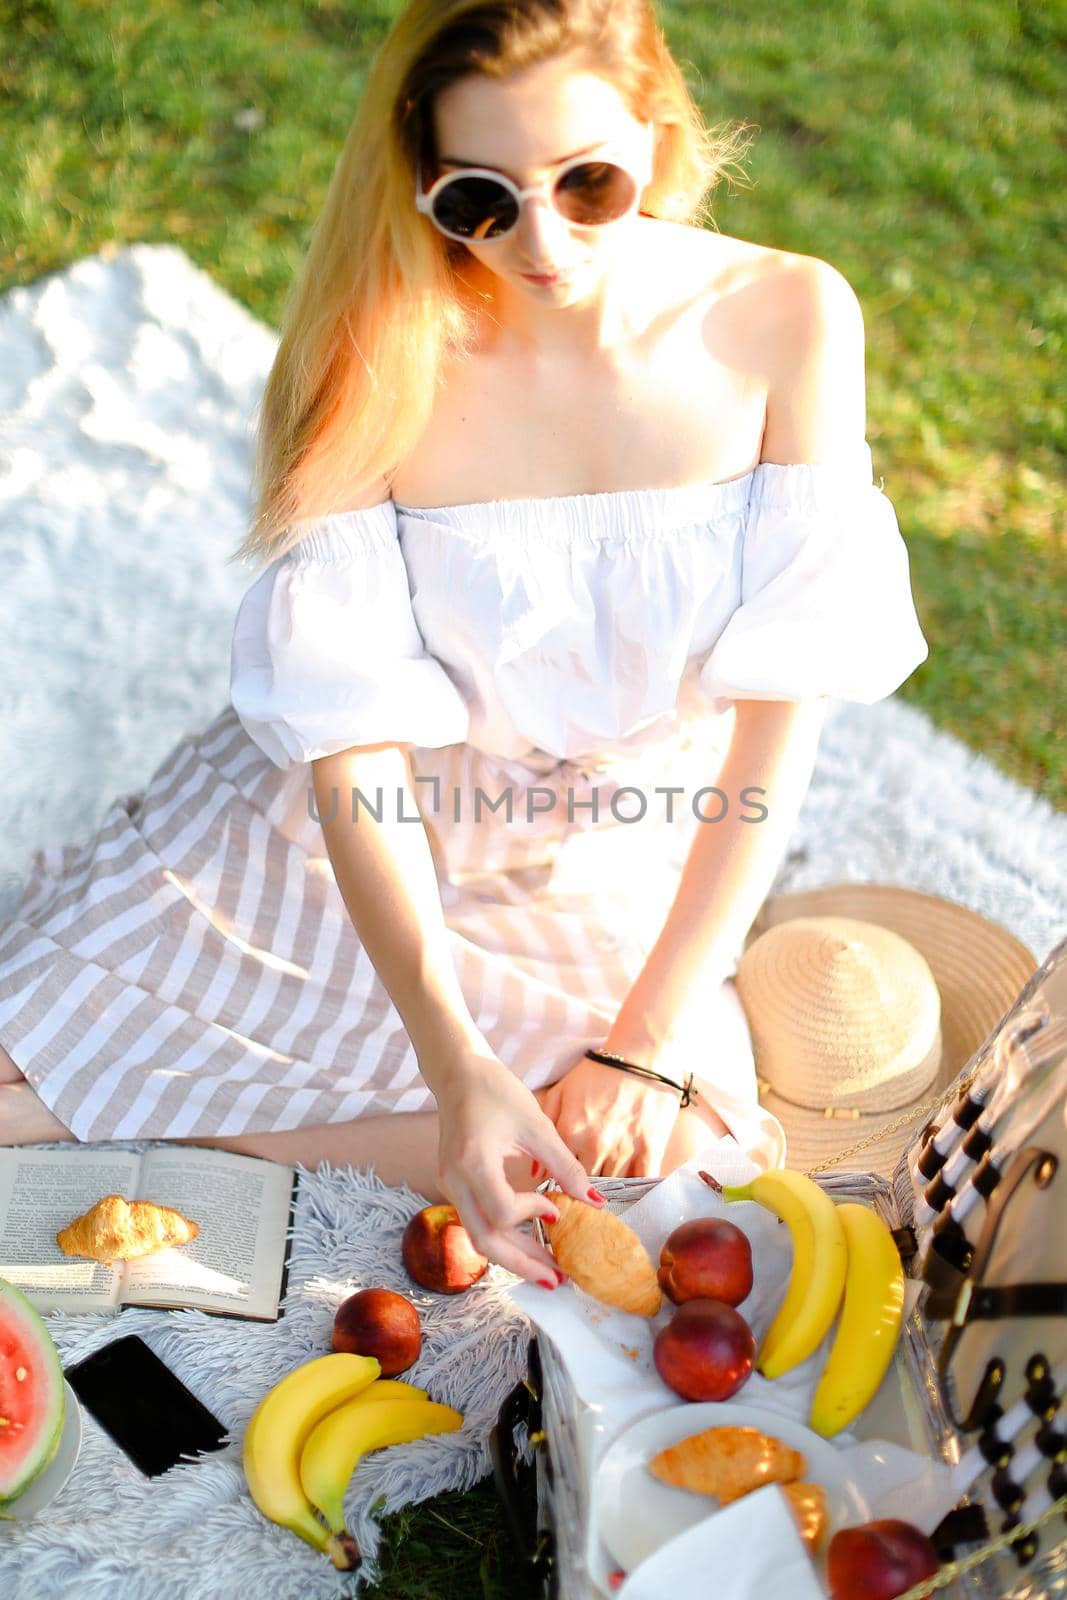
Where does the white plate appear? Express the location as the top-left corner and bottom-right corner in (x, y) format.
(2, 1379), (83, 1521)
(591, 1399), (870, 1575)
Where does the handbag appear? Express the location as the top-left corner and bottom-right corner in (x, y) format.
(899, 935), (1067, 1574)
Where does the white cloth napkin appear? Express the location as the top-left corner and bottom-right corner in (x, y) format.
(507, 1151), (961, 1598)
(616, 1485), (826, 1600)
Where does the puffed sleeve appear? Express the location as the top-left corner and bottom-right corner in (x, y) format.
(229, 501), (471, 768)
(698, 444), (929, 712)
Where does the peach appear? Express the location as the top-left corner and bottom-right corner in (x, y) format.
(331, 1287), (421, 1376)
(828, 1519), (941, 1600)
(653, 1298), (755, 1401)
(401, 1203), (490, 1295)
(658, 1217), (753, 1307)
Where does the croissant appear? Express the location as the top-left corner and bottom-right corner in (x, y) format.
(647, 1424), (806, 1505)
(55, 1194), (200, 1264)
(542, 1193), (661, 1317)
(780, 1481), (829, 1552)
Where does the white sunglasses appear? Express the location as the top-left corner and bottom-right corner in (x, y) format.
(414, 150), (646, 243)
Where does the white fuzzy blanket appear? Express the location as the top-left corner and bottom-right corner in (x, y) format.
(0, 245), (1065, 1598)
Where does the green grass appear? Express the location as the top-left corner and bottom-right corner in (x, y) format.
(0, 1), (1062, 1585)
(360, 1478), (544, 1599)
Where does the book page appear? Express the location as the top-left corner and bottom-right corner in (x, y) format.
(0, 1149), (142, 1313)
(122, 1147), (296, 1321)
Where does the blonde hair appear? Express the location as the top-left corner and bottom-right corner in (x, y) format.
(231, 0), (755, 568)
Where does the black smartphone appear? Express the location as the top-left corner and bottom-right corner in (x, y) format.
(65, 1334), (229, 1477)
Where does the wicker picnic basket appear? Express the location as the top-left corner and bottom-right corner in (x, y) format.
(492, 933), (1067, 1600)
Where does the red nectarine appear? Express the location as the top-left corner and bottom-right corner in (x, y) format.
(653, 1298), (755, 1401)
(332, 1287), (421, 1376)
(828, 1519), (940, 1599)
(658, 1217), (753, 1307)
(401, 1203), (490, 1294)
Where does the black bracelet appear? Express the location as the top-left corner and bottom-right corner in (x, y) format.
(584, 1047), (699, 1108)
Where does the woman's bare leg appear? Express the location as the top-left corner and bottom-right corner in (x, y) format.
(659, 1098), (730, 1175)
(0, 1043), (78, 1143)
(1, 1034), (739, 1186)
(173, 1089), (561, 1200)
(0, 1041), (24, 1085)
(179, 1085), (731, 1195)
(0, 1035), (545, 1186)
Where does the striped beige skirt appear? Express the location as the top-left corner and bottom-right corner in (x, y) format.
(0, 703), (785, 1163)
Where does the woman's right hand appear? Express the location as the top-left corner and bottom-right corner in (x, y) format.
(429, 1044), (605, 1287)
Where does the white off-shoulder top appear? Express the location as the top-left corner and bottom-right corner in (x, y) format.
(229, 442), (929, 770)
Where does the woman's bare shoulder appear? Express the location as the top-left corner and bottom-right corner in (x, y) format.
(684, 219), (851, 308)
(680, 220), (860, 369)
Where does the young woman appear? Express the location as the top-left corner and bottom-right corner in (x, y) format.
(0, 0), (928, 1289)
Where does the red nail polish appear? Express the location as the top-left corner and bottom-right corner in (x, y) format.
(554, 1268), (565, 1285)
(537, 1276), (557, 1290)
(531, 1159), (541, 1178)
(587, 1186), (606, 1204)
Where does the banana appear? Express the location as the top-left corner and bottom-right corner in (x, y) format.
(338, 1377), (431, 1406)
(808, 1202), (905, 1438)
(242, 1352), (382, 1568)
(299, 1387), (464, 1537)
(722, 1169), (847, 1379)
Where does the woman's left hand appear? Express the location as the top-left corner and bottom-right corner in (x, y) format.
(533, 1053), (685, 1180)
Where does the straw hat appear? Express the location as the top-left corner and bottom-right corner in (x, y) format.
(736, 883), (1038, 1179)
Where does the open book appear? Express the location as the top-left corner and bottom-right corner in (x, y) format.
(0, 1145), (300, 1321)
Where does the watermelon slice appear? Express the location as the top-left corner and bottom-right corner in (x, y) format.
(0, 1277), (66, 1505)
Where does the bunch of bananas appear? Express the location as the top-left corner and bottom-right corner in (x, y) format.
(242, 1351), (463, 1568)
(721, 1170), (905, 1437)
